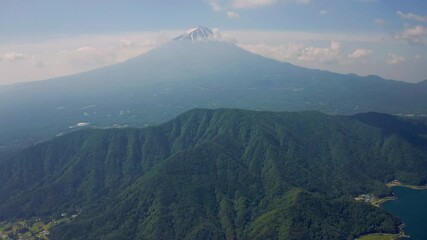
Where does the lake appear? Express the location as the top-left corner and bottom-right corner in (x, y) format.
(382, 186), (427, 240)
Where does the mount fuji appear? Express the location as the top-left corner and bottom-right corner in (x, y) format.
(1, 26), (426, 150)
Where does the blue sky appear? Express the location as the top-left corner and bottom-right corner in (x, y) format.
(2, 0), (427, 35)
(1, 0), (427, 83)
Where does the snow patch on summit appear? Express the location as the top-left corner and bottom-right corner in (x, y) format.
(174, 27), (215, 43)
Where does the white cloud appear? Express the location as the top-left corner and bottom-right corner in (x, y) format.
(373, 18), (385, 26)
(415, 54), (422, 60)
(348, 49), (373, 59)
(212, 28), (237, 43)
(76, 46), (97, 53)
(56, 38), (165, 69)
(232, 0), (276, 8)
(299, 41), (342, 63)
(237, 40), (400, 80)
(394, 25), (427, 45)
(1, 29), (426, 84)
(0, 52), (45, 68)
(0, 52), (28, 62)
(0, 31), (177, 84)
(207, 0), (222, 11)
(58, 46), (114, 67)
(231, 0), (309, 9)
(387, 53), (405, 65)
(239, 41), (343, 64)
(231, 30), (386, 44)
(115, 39), (164, 63)
(238, 42), (304, 62)
(54, 37), (166, 70)
(319, 9), (328, 15)
(119, 39), (137, 48)
(226, 11), (239, 19)
(397, 11), (427, 22)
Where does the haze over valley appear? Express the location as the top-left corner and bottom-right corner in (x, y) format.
(1, 26), (427, 151)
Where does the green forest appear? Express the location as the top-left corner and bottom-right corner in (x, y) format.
(1, 109), (427, 239)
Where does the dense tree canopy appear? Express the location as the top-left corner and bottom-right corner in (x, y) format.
(1, 109), (426, 239)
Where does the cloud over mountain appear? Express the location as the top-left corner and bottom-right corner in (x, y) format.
(387, 53), (405, 65)
(0, 52), (28, 62)
(348, 49), (373, 59)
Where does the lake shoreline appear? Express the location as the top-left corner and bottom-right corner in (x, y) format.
(355, 180), (427, 239)
(374, 180), (427, 208)
(386, 180), (427, 190)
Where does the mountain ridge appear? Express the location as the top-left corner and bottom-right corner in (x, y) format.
(419, 79), (427, 86)
(1, 108), (427, 239)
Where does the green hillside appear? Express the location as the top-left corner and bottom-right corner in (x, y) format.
(1, 109), (427, 239)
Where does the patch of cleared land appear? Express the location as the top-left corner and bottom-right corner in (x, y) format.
(386, 180), (427, 190)
(356, 233), (401, 240)
(0, 214), (77, 240)
(355, 194), (397, 208)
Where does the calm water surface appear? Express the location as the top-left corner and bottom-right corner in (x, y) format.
(383, 187), (427, 240)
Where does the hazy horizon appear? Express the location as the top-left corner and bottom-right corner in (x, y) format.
(1, 0), (427, 84)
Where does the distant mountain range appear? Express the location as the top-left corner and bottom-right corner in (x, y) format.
(1, 27), (426, 151)
(3, 108), (427, 239)
(419, 79), (427, 86)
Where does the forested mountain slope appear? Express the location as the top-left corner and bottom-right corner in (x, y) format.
(1, 109), (427, 239)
